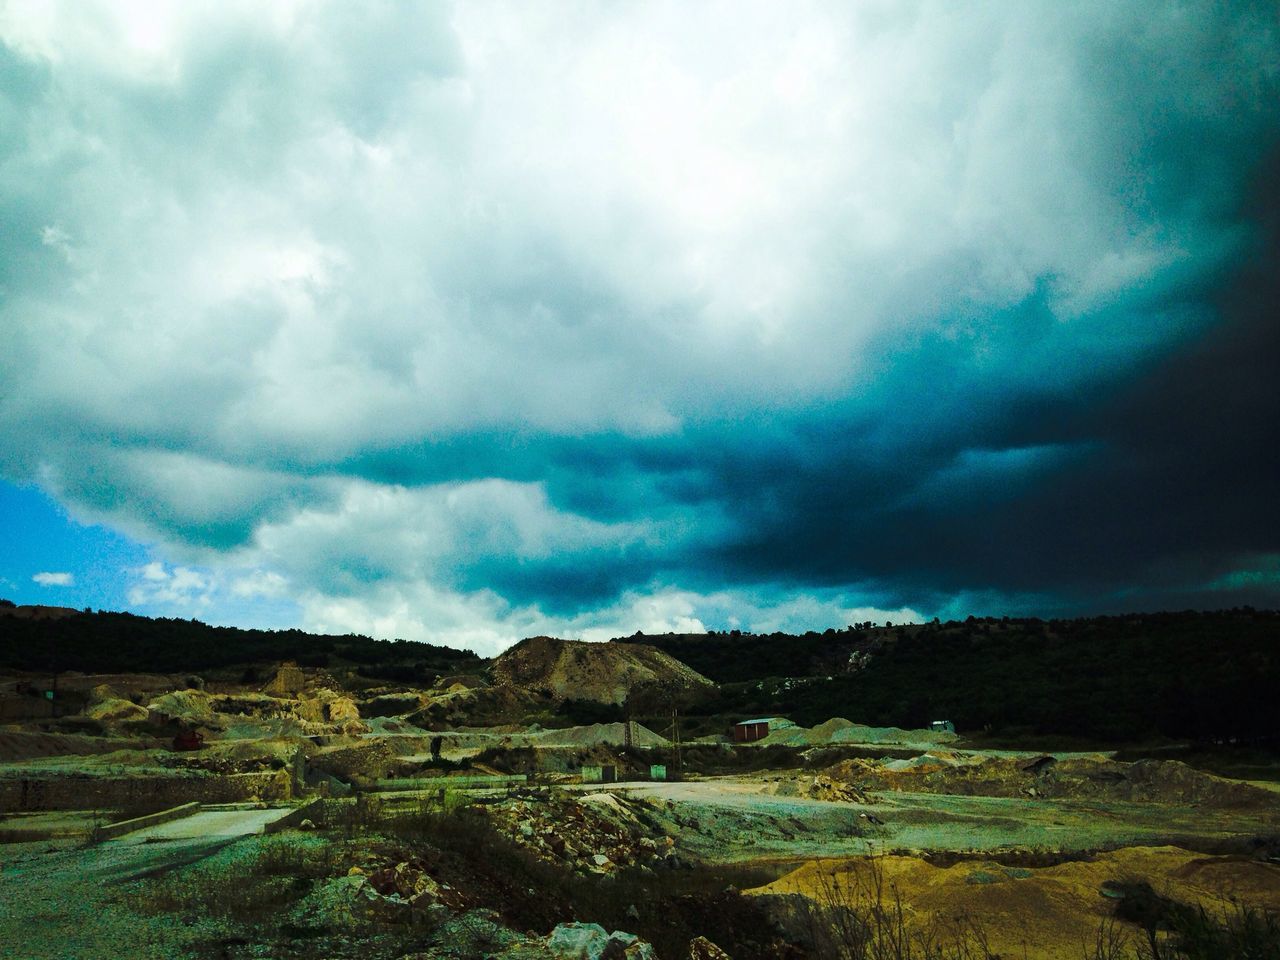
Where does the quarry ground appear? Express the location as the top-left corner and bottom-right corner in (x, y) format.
(1, 655), (1278, 959)
(2, 768), (1275, 959)
(595, 775), (1280, 865)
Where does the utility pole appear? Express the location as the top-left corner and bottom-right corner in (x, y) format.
(671, 706), (682, 780)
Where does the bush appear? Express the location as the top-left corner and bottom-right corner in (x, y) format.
(776, 858), (999, 960)
(1094, 881), (1280, 960)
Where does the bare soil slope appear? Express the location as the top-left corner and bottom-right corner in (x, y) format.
(490, 636), (714, 705)
(753, 847), (1280, 960)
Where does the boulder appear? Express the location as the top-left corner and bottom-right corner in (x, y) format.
(688, 936), (732, 959)
(546, 923), (655, 960)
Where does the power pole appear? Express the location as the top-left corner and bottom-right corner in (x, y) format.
(671, 706), (682, 779)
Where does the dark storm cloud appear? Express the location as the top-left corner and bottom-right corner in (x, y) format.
(1, 2), (1278, 649)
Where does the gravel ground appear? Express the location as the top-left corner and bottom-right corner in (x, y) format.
(609, 777), (1280, 863)
(0, 836), (240, 958)
(0, 807), (297, 958)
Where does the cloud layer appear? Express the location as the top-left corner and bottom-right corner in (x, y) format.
(2, 1), (1278, 651)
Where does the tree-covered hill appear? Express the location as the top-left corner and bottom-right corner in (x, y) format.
(618, 610), (1280, 743)
(0, 603), (479, 682)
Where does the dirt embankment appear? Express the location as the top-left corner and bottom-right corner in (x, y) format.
(752, 846), (1280, 960)
(825, 753), (1279, 808)
(490, 636), (714, 706)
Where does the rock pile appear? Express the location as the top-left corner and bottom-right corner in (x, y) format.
(348, 859), (468, 923)
(688, 936), (733, 959)
(485, 790), (679, 873)
(773, 773), (872, 804)
(397, 916), (658, 959)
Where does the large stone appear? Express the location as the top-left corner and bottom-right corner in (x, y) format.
(546, 923), (655, 960)
(688, 936), (732, 960)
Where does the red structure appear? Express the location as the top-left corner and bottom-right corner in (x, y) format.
(172, 729), (205, 751)
(731, 718), (776, 743)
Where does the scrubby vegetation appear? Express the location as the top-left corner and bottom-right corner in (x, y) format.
(1096, 880), (1280, 960)
(628, 609), (1280, 744)
(0, 607), (479, 678)
(4, 604), (1278, 745)
(128, 795), (797, 959)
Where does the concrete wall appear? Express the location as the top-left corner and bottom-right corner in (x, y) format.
(92, 801), (200, 841)
(0, 769), (292, 812)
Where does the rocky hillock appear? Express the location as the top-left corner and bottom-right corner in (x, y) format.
(490, 636), (714, 706)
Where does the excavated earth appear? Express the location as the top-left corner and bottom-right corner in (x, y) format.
(489, 636), (714, 705)
(820, 751), (1279, 808)
(751, 846), (1280, 960)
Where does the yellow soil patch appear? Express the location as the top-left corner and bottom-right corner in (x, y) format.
(751, 846), (1280, 960)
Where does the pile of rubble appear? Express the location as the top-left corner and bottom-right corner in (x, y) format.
(485, 790), (680, 873)
(396, 916), (660, 959)
(344, 858), (471, 925)
(313, 862), (675, 958)
(772, 773), (872, 804)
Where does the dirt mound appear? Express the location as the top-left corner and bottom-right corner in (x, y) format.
(532, 722), (670, 748)
(752, 846), (1280, 960)
(761, 719), (958, 748)
(146, 689), (218, 725)
(771, 773), (872, 804)
(410, 682), (540, 728)
(823, 753), (1278, 808)
(296, 688), (366, 731)
(85, 697), (149, 724)
(490, 636), (714, 706)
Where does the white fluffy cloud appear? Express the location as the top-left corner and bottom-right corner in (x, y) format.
(296, 579), (920, 658)
(127, 562), (215, 611)
(1, 1), (1276, 648)
(32, 571), (73, 587)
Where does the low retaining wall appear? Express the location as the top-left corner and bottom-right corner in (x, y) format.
(263, 798), (324, 834)
(91, 801), (200, 841)
(0, 769), (292, 811)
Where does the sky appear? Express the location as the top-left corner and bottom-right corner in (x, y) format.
(1, 1), (1278, 655)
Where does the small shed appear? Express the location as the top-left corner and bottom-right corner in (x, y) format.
(732, 717), (789, 743)
(581, 764), (618, 784)
(929, 720), (955, 734)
